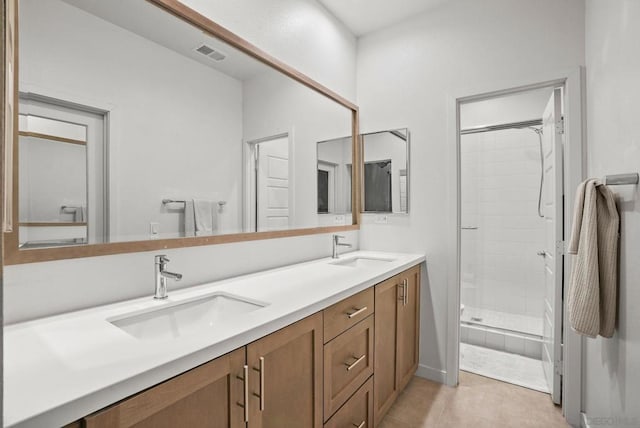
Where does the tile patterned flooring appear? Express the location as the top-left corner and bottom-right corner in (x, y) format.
(459, 343), (549, 393)
(378, 372), (568, 428)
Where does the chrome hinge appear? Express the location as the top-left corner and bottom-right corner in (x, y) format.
(254, 146), (259, 171)
(555, 359), (563, 376)
(555, 344), (564, 376)
(556, 240), (565, 256)
(556, 116), (565, 135)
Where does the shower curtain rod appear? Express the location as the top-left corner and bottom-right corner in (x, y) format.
(460, 118), (542, 135)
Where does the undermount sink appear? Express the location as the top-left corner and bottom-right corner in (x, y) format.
(331, 256), (395, 268)
(109, 292), (267, 341)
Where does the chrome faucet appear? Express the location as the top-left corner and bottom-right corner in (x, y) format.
(332, 234), (352, 259)
(154, 255), (182, 299)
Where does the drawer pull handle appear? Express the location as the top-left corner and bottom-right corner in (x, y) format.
(236, 365), (249, 422)
(252, 356), (265, 411)
(345, 354), (366, 371)
(346, 306), (368, 319)
(353, 421), (366, 428)
(398, 282), (405, 303)
(403, 279), (408, 306)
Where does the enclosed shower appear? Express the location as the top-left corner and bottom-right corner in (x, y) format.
(458, 87), (558, 393)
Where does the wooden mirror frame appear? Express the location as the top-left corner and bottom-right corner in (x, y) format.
(1, 0), (361, 265)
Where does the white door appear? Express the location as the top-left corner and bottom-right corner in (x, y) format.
(18, 97), (106, 245)
(541, 88), (563, 404)
(256, 136), (289, 231)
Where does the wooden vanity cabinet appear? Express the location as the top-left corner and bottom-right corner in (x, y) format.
(396, 266), (421, 392)
(83, 347), (246, 428)
(373, 265), (421, 425)
(72, 265), (420, 428)
(81, 315), (322, 428)
(246, 312), (324, 428)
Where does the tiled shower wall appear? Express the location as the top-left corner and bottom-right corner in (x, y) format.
(460, 128), (546, 321)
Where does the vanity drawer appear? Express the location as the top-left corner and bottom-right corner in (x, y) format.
(324, 288), (374, 343)
(324, 315), (374, 420)
(324, 376), (373, 428)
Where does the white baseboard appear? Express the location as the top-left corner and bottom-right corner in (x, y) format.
(415, 364), (447, 384)
(581, 412), (590, 428)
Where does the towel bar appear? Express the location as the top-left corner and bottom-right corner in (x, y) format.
(162, 199), (185, 205)
(162, 199), (227, 207)
(603, 173), (639, 186)
(61, 205), (82, 211)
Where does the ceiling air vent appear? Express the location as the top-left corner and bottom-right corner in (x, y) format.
(194, 44), (226, 61)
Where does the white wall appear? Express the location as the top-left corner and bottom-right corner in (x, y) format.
(582, 0), (640, 424)
(20, 0), (244, 240)
(4, 0), (358, 324)
(356, 0), (585, 381)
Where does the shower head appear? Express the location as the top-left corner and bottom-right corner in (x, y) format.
(529, 126), (543, 135)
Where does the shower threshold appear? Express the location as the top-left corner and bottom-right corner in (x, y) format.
(460, 306), (543, 337)
(461, 320), (542, 341)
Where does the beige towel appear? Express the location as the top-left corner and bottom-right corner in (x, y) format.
(567, 179), (619, 338)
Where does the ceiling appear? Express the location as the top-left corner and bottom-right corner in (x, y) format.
(61, 0), (269, 81)
(318, 0), (450, 37)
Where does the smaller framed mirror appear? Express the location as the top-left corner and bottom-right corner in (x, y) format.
(361, 128), (409, 214)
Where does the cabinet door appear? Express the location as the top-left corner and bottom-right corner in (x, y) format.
(247, 313), (323, 428)
(373, 276), (401, 425)
(397, 265), (421, 392)
(84, 348), (246, 428)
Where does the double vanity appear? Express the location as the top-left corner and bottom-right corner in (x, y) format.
(4, 251), (425, 427)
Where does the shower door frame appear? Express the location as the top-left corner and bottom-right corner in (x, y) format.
(446, 67), (586, 427)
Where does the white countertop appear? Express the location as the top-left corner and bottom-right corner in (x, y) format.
(4, 250), (425, 428)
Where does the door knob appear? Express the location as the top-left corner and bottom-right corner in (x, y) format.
(537, 251), (546, 257)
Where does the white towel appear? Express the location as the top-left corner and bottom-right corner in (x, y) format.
(184, 201), (196, 237)
(73, 206), (86, 223)
(193, 199), (217, 236)
(567, 179), (619, 338)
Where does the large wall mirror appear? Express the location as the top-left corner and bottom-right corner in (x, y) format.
(4, 0), (359, 264)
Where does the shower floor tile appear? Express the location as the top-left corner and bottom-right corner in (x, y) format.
(460, 343), (549, 393)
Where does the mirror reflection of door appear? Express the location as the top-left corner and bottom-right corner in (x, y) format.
(248, 135), (290, 232)
(399, 169), (408, 212)
(316, 136), (352, 216)
(18, 96), (106, 248)
(317, 161), (336, 214)
(364, 160), (392, 212)
(361, 129), (409, 214)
